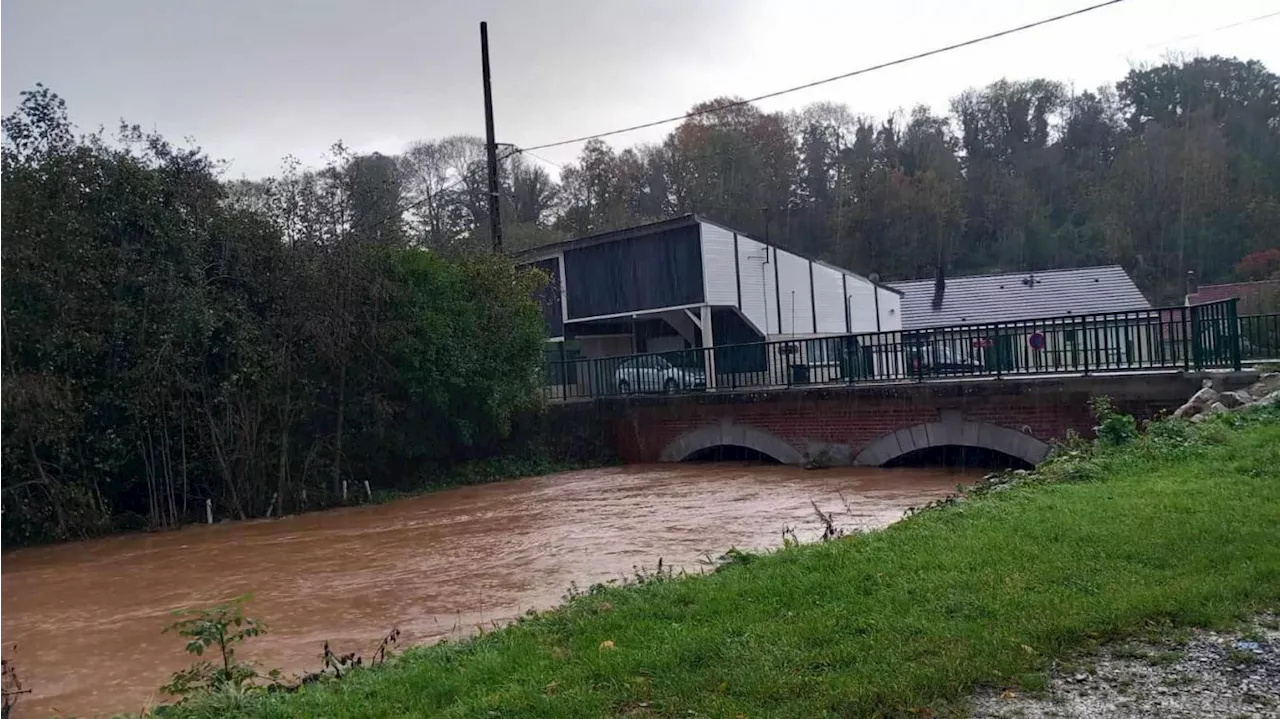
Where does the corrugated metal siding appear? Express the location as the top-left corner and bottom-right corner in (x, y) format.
(775, 249), (813, 335)
(564, 224), (704, 320)
(811, 263), (846, 333)
(736, 237), (770, 334)
(890, 265), (1151, 330)
(700, 222), (739, 307)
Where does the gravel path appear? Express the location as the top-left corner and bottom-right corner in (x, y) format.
(972, 615), (1280, 718)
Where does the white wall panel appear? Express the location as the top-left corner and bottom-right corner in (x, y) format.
(775, 249), (813, 335)
(878, 287), (902, 332)
(699, 222), (739, 306)
(846, 277), (878, 332)
(736, 237), (770, 334)
(811, 263), (846, 333)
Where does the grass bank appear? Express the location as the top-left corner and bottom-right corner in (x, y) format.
(173, 405), (1280, 718)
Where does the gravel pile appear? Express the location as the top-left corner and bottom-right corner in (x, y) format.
(972, 615), (1280, 718)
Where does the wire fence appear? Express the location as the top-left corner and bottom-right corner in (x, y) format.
(543, 300), (1255, 401)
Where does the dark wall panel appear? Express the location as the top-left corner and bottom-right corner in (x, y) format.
(565, 226), (704, 319)
(531, 258), (563, 338)
(712, 308), (766, 373)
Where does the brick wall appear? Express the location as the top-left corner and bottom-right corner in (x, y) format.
(597, 373), (1237, 464)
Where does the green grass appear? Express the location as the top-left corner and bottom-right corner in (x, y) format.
(171, 407), (1280, 719)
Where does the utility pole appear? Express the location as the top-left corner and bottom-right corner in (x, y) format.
(480, 21), (503, 252)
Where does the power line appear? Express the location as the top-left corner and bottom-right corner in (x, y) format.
(519, 149), (564, 169)
(520, 0), (1130, 153)
(1133, 8), (1280, 52)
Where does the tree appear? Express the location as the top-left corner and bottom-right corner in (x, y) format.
(1236, 248), (1280, 281)
(2, 88), (550, 545)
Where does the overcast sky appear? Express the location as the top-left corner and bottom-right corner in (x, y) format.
(3, 0), (1278, 179)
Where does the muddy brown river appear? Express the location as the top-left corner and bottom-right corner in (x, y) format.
(1, 463), (973, 717)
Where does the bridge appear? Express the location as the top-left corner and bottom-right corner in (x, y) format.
(595, 371), (1259, 468)
(541, 301), (1277, 467)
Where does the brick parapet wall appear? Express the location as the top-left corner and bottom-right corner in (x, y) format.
(591, 372), (1255, 464)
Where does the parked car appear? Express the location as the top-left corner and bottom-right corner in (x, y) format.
(904, 344), (983, 376)
(615, 354), (706, 394)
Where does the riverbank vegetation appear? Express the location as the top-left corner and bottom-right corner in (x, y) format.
(1, 88), (554, 546)
(161, 402), (1280, 717)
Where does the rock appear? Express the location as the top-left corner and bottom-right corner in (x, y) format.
(1174, 385), (1220, 419)
(1253, 390), (1280, 408)
(1174, 400), (1204, 419)
(1218, 390), (1250, 409)
(1206, 401), (1229, 415)
(1251, 372), (1280, 397)
(1189, 385), (1220, 406)
(1191, 414), (1209, 424)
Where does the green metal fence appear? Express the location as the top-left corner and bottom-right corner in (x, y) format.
(1240, 313), (1280, 363)
(542, 299), (1246, 401)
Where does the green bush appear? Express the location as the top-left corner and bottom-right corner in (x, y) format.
(1, 88), (551, 545)
(1091, 395), (1139, 447)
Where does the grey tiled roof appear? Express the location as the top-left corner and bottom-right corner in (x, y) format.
(890, 265), (1152, 330)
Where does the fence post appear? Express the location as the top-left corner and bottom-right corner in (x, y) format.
(1190, 304), (1204, 371)
(1080, 318), (1090, 375)
(558, 342), (567, 397)
(1228, 299), (1242, 371)
(1180, 307), (1191, 371)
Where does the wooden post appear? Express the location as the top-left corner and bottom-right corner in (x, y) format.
(481, 22), (503, 252)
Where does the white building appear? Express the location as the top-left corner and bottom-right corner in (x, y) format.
(519, 215), (902, 392)
(889, 266), (1161, 374)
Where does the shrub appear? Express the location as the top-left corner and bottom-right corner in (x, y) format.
(1091, 395), (1139, 447)
(162, 596), (279, 700)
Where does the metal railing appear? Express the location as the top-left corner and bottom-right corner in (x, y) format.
(542, 300), (1245, 401)
(1240, 313), (1280, 363)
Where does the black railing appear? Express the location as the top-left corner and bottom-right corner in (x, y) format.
(542, 300), (1245, 401)
(1240, 313), (1280, 362)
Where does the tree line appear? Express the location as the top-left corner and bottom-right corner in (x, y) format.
(2, 88), (548, 545)
(377, 55), (1280, 301)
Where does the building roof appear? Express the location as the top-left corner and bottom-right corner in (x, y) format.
(1187, 279), (1280, 312)
(515, 214), (903, 295)
(890, 265), (1152, 330)
(514, 215), (702, 261)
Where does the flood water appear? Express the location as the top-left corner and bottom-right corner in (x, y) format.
(2, 463), (974, 717)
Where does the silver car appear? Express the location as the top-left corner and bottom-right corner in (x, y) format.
(614, 355), (706, 394)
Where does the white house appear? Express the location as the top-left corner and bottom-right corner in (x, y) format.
(889, 266), (1162, 374)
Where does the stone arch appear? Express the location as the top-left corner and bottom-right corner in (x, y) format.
(659, 421), (804, 465)
(853, 414), (1051, 467)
